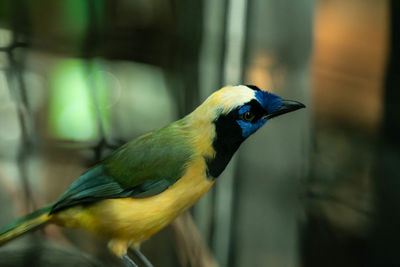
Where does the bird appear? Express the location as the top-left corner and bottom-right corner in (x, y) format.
(0, 85), (304, 267)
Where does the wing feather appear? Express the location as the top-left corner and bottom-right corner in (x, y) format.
(50, 121), (193, 213)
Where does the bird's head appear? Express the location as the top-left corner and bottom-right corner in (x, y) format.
(192, 85), (305, 178)
(199, 84), (305, 138)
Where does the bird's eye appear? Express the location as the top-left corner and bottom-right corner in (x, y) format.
(241, 111), (255, 122)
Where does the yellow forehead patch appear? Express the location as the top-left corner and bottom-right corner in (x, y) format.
(197, 85), (255, 118)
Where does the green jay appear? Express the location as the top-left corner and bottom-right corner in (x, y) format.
(0, 85), (305, 266)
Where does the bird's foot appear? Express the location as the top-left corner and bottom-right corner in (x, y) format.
(133, 249), (154, 267)
(122, 254), (138, 267)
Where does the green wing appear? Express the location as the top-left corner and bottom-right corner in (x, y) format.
(50, 121), (194, 213)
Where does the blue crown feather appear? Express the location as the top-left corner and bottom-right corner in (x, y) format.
(255, 90), (282, 113)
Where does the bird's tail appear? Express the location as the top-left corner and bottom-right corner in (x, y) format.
(0, 204), (53, 245)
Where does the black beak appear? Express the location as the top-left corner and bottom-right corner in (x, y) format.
(263, 100), (305, 119)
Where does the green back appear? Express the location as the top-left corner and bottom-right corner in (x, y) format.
(51, 120), (194, 213)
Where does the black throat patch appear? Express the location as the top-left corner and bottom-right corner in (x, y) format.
(205, 109), (245, 178)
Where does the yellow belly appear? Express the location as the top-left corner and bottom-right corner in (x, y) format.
(53, 157), (214, 244)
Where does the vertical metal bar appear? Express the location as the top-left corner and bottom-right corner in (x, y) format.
(213, 0), (248, 266)
(194, 0), (228, 244)
(232, 0), (313, 266)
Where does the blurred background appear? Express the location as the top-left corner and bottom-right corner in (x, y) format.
(0, 0), (397, 266)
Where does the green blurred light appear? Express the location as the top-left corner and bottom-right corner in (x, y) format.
(49, 59), (109, 141)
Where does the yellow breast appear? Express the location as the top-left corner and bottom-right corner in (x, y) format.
(54, 157), (215, 243)
(54, 103), (218, 244)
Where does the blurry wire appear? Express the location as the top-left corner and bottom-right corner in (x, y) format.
(83, 0), (115, 162)
(86, 60), (114, 161)
(2, 29), (36, 212)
